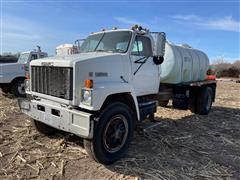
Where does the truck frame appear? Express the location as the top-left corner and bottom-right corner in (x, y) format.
(19, 26), (216, 164)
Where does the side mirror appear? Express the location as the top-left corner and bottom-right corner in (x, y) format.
(153, 56), (164, 65)
(151, 32), (166, 58)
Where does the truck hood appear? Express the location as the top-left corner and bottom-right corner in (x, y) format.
(30, 53), (122, 67)
(29, 52), (129, 106)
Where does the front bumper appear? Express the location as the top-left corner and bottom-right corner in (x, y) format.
(18, 98), (93, 139)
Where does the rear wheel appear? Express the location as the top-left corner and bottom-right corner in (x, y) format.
(84, 102), (134, 165)
(31, 119), (57, 135)
(195, 87), (213, 115)
(11, 79), (26, 97)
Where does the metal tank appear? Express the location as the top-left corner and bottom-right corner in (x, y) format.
(160, 41), (209, 84)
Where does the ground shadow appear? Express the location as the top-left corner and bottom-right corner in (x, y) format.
(105, 106), (240, 179)
(0, 91), (16, 99)
(9, 99), (240, 179)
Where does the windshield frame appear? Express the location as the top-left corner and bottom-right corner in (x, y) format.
(80, 30), (133, 54)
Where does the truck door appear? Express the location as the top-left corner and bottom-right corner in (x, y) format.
(130, 35), (160, 96)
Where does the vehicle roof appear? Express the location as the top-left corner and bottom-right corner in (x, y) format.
(91, 29), (133, 35)
(20, 51), (31, 54)
(20, 51), (47, 54)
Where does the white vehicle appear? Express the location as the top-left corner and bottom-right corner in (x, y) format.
(0, 47), (47, 97)
(19, 26), (216, 164)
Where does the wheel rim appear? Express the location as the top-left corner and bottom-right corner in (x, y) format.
(17, 82), (25, 95)
(103, 114), (129, 153)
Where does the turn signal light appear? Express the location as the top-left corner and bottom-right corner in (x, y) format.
(84, 79), (93, 88)
(25, 72), (30, 80)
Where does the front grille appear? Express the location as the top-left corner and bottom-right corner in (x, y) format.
(31, 66), (73, 100)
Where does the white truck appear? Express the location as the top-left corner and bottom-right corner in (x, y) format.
(0, 47), (47, 97)
(18, 26), (216, 164)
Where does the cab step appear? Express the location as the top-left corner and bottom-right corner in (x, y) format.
(138, 101), (157, 121)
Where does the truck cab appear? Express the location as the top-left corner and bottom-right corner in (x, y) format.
(0, 47), (48, 97)
(19, 26), (216, 164)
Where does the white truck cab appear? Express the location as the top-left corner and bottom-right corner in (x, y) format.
(19, 26), (216, 164)
(0, 46), (48, 96)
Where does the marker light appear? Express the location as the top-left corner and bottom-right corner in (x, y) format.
(84, 79), (93, 88)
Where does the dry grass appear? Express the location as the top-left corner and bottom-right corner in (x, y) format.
(0, 81), (240, 179)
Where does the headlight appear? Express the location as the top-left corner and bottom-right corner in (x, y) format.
(81, 89), (92, 105)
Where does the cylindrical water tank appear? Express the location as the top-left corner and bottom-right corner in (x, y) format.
(56, 44), (78, 56)
(160, 41), (209, 84)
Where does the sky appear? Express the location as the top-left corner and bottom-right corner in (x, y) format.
(0, 0), (240, 63)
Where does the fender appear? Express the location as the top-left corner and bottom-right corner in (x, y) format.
(0, 63), (26, 84)
(79, 82), (140, 120)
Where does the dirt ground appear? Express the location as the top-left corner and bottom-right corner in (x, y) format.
(0, 81), (240, 180)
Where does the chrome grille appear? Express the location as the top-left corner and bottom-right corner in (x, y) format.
(31, 66), (73, 100)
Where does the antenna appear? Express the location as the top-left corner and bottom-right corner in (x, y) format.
(36, 45), (41, 52)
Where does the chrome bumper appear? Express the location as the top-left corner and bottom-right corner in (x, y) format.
(18, 98), (93, 139)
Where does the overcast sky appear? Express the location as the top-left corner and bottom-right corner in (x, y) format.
(1, 0), (239, 62)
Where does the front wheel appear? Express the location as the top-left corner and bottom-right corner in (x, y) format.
(11, 79), (26, 97)
(84, 102), (134, 165)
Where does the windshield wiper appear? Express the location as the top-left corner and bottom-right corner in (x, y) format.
(94, 33), (105, 51)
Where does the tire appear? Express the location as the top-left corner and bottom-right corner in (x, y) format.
(31, 119), (57, 135)
(195, 87), (213, 115)
(1, 86), (11, 94)
(84, 102), (134, 165)
(158, 100), (169, 107)
(11, 79), (26, 97)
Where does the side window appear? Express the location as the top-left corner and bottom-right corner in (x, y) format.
(31, 54), (38, 60)
(40, 54), (45, 58)
(131, 36), (152, 56)
(131, 41), (143, 55)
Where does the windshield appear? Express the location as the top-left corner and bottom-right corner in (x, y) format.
(80, 31), (132, 53)
(18, 53), (30, 64)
